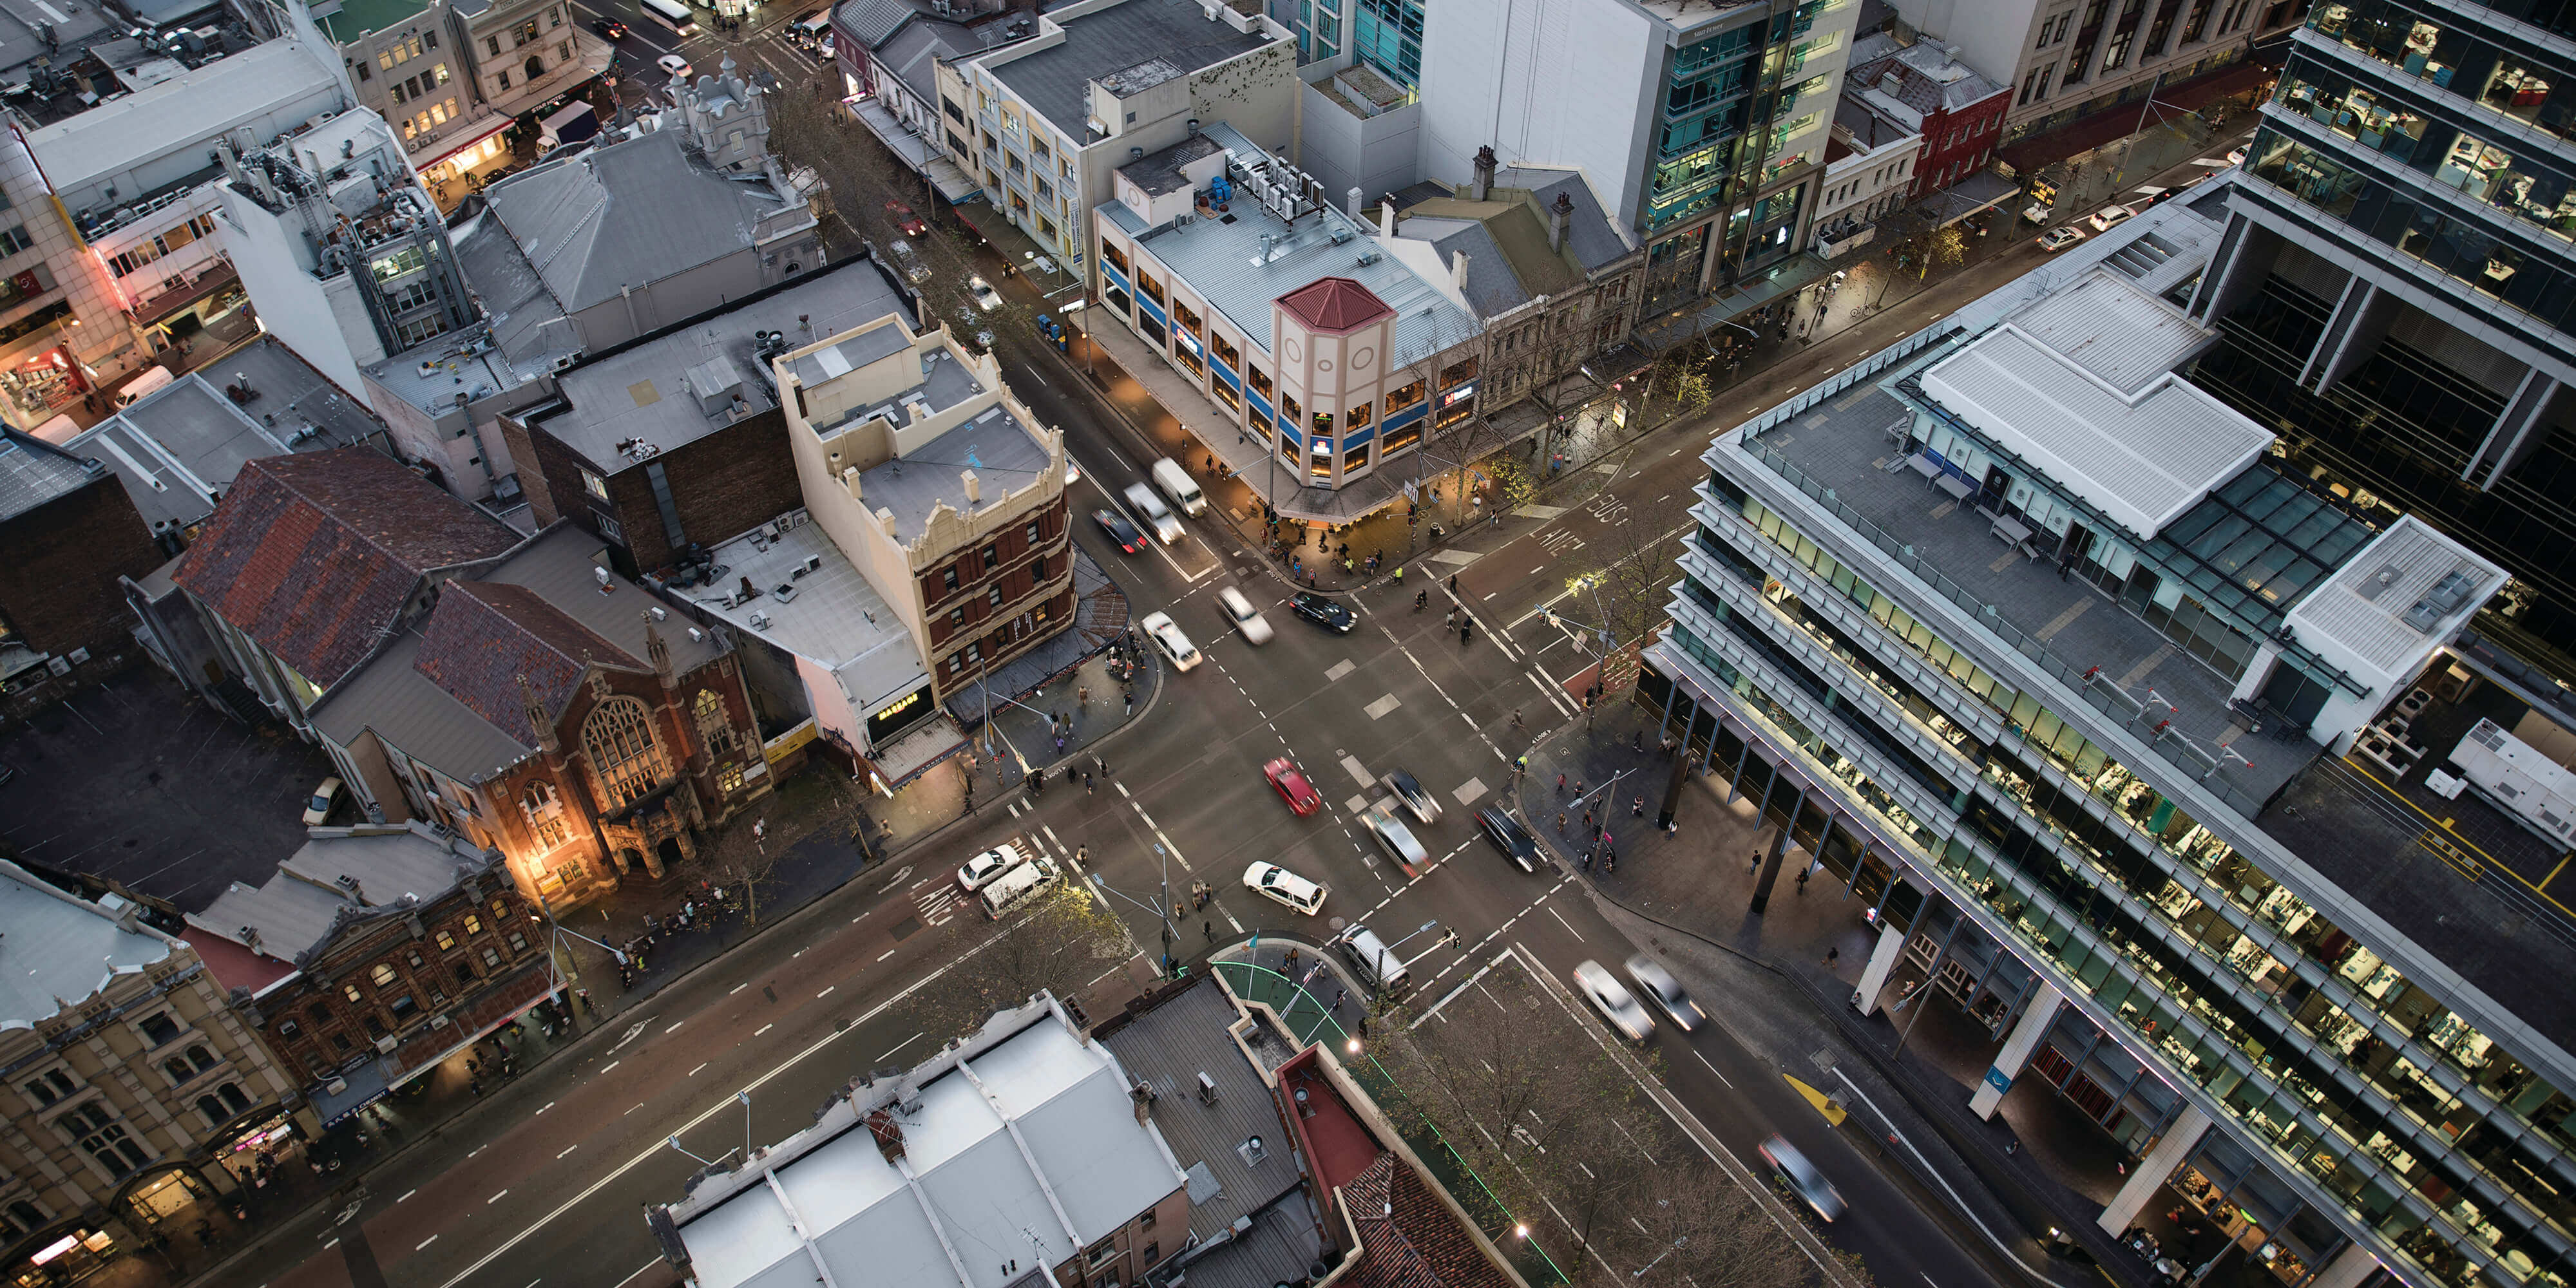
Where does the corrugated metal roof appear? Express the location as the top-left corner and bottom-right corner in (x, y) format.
(2283, 515), (2506, 685)
(1920, 324), (2274, 540)
(978, 0), (1271, 140)
(2003, 269), (2213, 394)
(486, 129), (791, 317)
(0, 860), (175, 1027)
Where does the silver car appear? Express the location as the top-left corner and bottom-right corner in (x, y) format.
(1360, 810), (1429, 873)
(1216, 586), (1273, 645)
(1759, 1135), (1846, 1222)
(1623, 954), (1703, 1032)
(1382, 768), (1440, 824)
(1572, 960), (1654, 1041)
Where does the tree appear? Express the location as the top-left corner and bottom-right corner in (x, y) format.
(1559, 516), (1679, 700)
(698, 812), (788, 931)
(915, 881), (1130, 1041)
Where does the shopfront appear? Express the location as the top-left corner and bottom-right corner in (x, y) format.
(417, 121), (517, 209)
(0, 303), (93, 431)
(9, 1226), (117, 1288)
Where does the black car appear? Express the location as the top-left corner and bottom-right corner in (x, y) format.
(1288, 591), (1357, 633)
(591, 15), (628, 37)
(1477, 806), (1541, 873)
(1093, 508), (1147, 554)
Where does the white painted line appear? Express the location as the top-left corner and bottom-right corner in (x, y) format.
(664, 1021), (684, 1034)
(879, 948), (899, 961)
(730, 982), (749, 994)
(689, 1063), (708, 1076)
(625, 1103), (643, 1115)
(557, 1144), (578, 1159)
(535, 1101), (555, 1115)
(879, 1032), (924, 1060)
(817, 985), (835, 998)
(1324, 659), (1357, 682)
(754, 1024), (773, 1036)
(488, 1189), (510, 1204)
(418, 1235), (439, 1251)
(601, 1061), (619, 1073)
(1364, 693), (1401, 720)
(1691, 1047), (1733, 1088)
(1116, 781), (1131, 797)
(1151, 827), (1193, 872)
(1340, 753), (1371, 786)
(1453, 777), (1489, 806)
(1547, 906), (1585, 941)
(398, 1189), (417, 1204)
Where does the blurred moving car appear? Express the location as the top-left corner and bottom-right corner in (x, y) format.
(1264, 758), (1321, 815)
(1140, 611), (1201, 672)
(1382, 768), (1439, 823)
(884, 200), (928, 236)
(1476, 807), (1541, 872)
(1092, 508), (1147, 554)
(1623, 954), (1703, 1032)
(2037, 225), (2086, 252)
(1572, 960), (1655, 1040)
(1216, 586), (1273, 644)
(1760, 1136), (1847, 1222)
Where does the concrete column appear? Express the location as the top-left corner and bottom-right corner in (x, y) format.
(1852, 923), (1907, 1015)
(2094, 1104), (2211, 1234)
(1968, 981), (2063, 1119)
(2304, 1242), (2386, 1288)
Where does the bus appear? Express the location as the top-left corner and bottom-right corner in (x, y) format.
(638, 0), (698, 37)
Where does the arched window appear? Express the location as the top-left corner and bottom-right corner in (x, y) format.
(582, 697), (670, 806)
(185, 1045), (216, 1074)
(523, 55), (544, 81)
(220, 1083), (251, 1113)
(196, 1094), (226, 1128)
(693, 689), (737, 753)
(520, 781), (568, 848)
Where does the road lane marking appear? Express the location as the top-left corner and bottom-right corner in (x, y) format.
(730, 983), (748, 994)
(665, 1021), (684, 1034)
(879, 1033), (923, 1059)
(1324, 659), (1356, 681)
(879, 948), (898, 961)
(488, 1190), (510, 1204)
(601, 1061), (618, 1073)
(398, 1189), (417, 1203)
(558, 1145), (578, 1159)
(1691, 1048), (1733, 1088)
(535, 1102), (554, 1115)
(817, 985), (835, 998)
(626, 1103), (643, 1115)
(418, 1235), (438, 1251)
(1547, 906), (1585, 941)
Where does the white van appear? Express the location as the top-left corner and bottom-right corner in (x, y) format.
(1149, 458), (1206, 516)
(1338, 925), (1411, 993)
(1122, 482), (1183, 544)
(979, 854), (1061, 919)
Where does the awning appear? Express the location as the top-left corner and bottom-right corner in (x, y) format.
(1927, 172), (2018, 227)
(416, 118), (513, 171)
(308, 1059), (390, 1127)
(847, 99), (982, 202)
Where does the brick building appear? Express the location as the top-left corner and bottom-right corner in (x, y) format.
(307, 523), (766, 905)
(0, 861), (312, 1285)
(0, 428), (162, 707)
(499, 255), (915, 582)
(1844, 33), (2017, 220)
(183, 824), (558, 1127)
(168, 448), (522, 739)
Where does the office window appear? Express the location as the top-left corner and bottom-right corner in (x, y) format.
(0, 225), (32, 257)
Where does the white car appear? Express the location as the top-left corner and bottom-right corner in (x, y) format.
(955, 844), (1025, 893)
(1623, 954), (1703, 1032)
(658, 53), (692, 78)
(968, 275), (1004, 311)
(302, 776), (345, 826)
(1140, 611), (1201, 672)
(1242, 861), (1326, 916)
(1216, 586), (1273, 644)
(2086, 204), (2136, 232)
(1572, 960), (1655, 1041)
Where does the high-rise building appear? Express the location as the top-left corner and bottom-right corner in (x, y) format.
(2193, 0), (2576, 685)
(1413, 0), (1864, 314)
(1652, 192), (2576, 1288)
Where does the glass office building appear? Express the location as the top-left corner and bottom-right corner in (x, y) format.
(1649, 194), (2576, 1287)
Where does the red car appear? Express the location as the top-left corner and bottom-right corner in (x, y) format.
(884, 200), (928, 236)
(1264, 757), (1321, 816)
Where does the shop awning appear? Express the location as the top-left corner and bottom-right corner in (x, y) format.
(309, 1059), (390, 1127)
(416, 118), (514, 171)
(847, 99), (980, 203)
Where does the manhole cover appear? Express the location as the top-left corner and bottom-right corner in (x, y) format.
(1328, 916), (1346, 933)
(892, 916), (923, 941)
(1809, 1049), (1835, 1072)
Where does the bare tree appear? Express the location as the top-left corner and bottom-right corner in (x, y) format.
(1558, 516), (1679, 703)
(698, 813), (789, 930)
(915, 882), (1129, 1040)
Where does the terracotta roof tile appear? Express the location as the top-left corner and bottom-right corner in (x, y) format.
(412, 581), (645, 747)
(171, 450), (518, 692)
(1342, 1154), (1516, 1288)
(1279, 277), (1396, 334)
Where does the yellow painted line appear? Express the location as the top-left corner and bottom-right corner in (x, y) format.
(1782, 1075), (1848, 1127)
(2543, 855), (2571, 893)
(2345, 757), (2576, 920)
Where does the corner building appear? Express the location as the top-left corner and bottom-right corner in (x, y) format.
(1651, 192), (2576, 1287)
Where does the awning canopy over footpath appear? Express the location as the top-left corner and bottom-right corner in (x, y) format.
(849, 97), (982, 203)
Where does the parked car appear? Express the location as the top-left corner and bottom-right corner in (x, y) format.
(1759, 1136), (1847, 1222)
(1287, 591), (1356, 634)
(884, 199), (927, 236)
(1092, 508), (1147, 554)
(302, 777), (345, 826)
(1140, 611), (1201, 672)
(2037, 225), (2087, 252)
(2086, 204), (2135, 231)
(1216, 586), (1273, 644)
(955, 844), (1026, 893)
(1572, 960), (1655, 1041)
(1263, 757), (1321, 816)
(1243, 861), (1327, 916)
(1359, 810), (1429, 874)
(591, 16), (628, 37)
(1623, 954), (1703, 1032)
(1476, 806), (1541, 872)
(968, 275), (1004, 311)
(1382, 768), (1438, 824)
(2226, 144), (2247, 166)
(658, 53), (692, 78)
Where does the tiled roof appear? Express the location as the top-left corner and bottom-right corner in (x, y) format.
(171, 448), (519, 692)
(1340, 1153), (1514, 1288)
(412, 581), (645, 746)
(1280, 277), (1395, 334)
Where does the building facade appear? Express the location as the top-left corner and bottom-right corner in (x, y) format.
(185, 825), (560, 1126)
(1414, 0), (1864, 315)
(1893, 0), (2304, 144)
(937, 0), (1297, 270)
(321, 0), (612, 207)
(0, 428), (162, 706)
(2197, 0), (2576, 680)
(0, 862), (312, 1288)
(1844, 34), (2012, 198)
(1654, 197), (2576, 1287)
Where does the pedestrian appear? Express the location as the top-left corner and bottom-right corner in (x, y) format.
(1574, 779), (1585, 797)
(1824, 946), (1840, 968)
(1395, 567), (1404, 584)
(1750, 848), (1762, 876)
(1096, 755), (1109, 778)
(1445, 607), (1456, 629)
(1204, 920), (1214, 939)
(1633, 730), (1645, 753)
(1795, 867), (1810, 895)
(1461, 621), (1473, 645)
(1558, 811), (1568, 833)
(1079, 684), (1090, 707)
(1285, 947), (1301, 974)
(1124, 691), (1134, 715)
(1448, 574), (1459, 595)
(1631, 795), (1644, 817)
(1557, 773), (1567, 793)
(1174, 902), (1187, 923)
(1333, 987), (1348, 1011)
(1085, 769), (1095, 794)
(1512, 709), (1524, 729)
(1583, 807), (1594, 830)
(1581, 847), (1594, 871)
(2006, 1138), (2019, 1155)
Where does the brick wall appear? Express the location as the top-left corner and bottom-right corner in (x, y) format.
(262, 882), (540, 1084)
(504, 412), (801, 578)
(919, 497), (1069, 645)
(0, 473), (164, 657)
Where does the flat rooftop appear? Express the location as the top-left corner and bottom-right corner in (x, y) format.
(539, 258), (912, 473)
(857, 402), (1052, 544)
(21, 39), (342, 196)
(680, 518), (924, 715)
(1102, 122), (1478, 365)
(981, 0), (1272, 142)
(1098, 978), (1304, 1242)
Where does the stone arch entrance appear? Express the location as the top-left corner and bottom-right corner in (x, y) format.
(615, 847), (646, 876)
(655, 837), (684, 873)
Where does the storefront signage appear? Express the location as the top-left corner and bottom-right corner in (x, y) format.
(1438, 381), (1478, 408)
(864, 682), (935, 745)
(764, 718), (820, 765)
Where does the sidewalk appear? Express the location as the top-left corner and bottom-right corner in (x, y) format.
(1512, 702), (2166, 1288)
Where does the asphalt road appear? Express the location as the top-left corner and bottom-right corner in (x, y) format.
(573, 0), (829, 100)
(204, 117), (2255, 1288)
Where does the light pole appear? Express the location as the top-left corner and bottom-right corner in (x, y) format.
(1088, 842), (1179, 975)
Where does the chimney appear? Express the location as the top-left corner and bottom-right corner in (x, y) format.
(1472, 144), (1496, 202)
(739, 574), (758, 603)
(1550, 191), (1574, 254)
(1347, 185), (1364, 219)
(962, 469), (982, 505)
(1451, 249), (1469, 293)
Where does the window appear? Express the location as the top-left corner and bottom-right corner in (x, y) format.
(988, 585), (1006, 610)
(694, 689), (737, 754)
(1025, 520), (1042, 544)
(980, 544), (999, 571)
(482, 947), (503, 969)
(138, 1012), (180, 1047)
(372, 963), (397, 988)
(278, 1018), (300, 1039)
(464, 913), (483, 934)
(344, 983), (364, 1004)
(1138, 274), (1165, 308)
(496, 69), (511, 90)
(486, 35), (501, 55)
(68, 1105), (149, 1177)
(508, 931), (530, 952)
(23, 1069), (75, 1106)
(521, 782), (568, 848)
(0, 225), (35, 257)
(582, 697), (672, 806)
(1142, 1243), (1159, 1264)
(949, 607), (967, 629)
(942, 567), (960, 592)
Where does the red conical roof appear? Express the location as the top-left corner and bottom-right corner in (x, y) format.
(1277, 276), (1395, 334)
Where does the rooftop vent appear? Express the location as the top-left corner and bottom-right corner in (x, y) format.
(2402, 567), (2480, 634)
